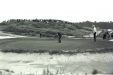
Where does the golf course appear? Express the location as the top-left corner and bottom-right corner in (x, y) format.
(0, 36), (113, 54)
(0, 32), (113, 75)
(0, 19), (113, 75)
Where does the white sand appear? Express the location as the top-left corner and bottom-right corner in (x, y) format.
(0, 52), (113, 75)
(0, 31), (26, 39)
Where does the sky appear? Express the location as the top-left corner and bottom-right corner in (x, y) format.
(0, 0), (113, 22)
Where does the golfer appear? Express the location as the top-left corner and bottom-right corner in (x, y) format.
(57, 32), (62, 43)
(93, 25), (97, 42)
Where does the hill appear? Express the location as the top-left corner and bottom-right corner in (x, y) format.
(77, 21), (113, 29)
(0, 19), (92, 37)
(0, 19), (113, 37)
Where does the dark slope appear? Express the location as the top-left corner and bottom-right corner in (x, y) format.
(0, 19), (92, 37)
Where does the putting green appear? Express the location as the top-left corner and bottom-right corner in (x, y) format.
(0, 38), (113, 53)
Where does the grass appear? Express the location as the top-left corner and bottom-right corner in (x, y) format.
(0, 37), (113, 54)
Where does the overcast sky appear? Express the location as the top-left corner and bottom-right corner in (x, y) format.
(0, 0), (113, 22)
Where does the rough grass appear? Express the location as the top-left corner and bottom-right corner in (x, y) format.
(0, 37), (113, 54)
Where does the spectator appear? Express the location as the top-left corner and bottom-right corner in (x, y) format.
(40, 33), (42, 38)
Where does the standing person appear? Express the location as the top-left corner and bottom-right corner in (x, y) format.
(39, 32), (42, 38)
(92, 25), (97, 42)
(57, 32), (62, 43)
(103, 32), (107, 40)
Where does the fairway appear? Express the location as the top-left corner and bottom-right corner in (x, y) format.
(0, 37), (113, 53)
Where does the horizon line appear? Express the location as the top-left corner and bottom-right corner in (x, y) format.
(0, 18), (113, 23)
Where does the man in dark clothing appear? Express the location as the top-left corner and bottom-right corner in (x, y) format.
(57, 32), (62, 43)
(103, 33), (107, 40)
(103, 31), (110, 40)
(40, 33), (42, 38)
